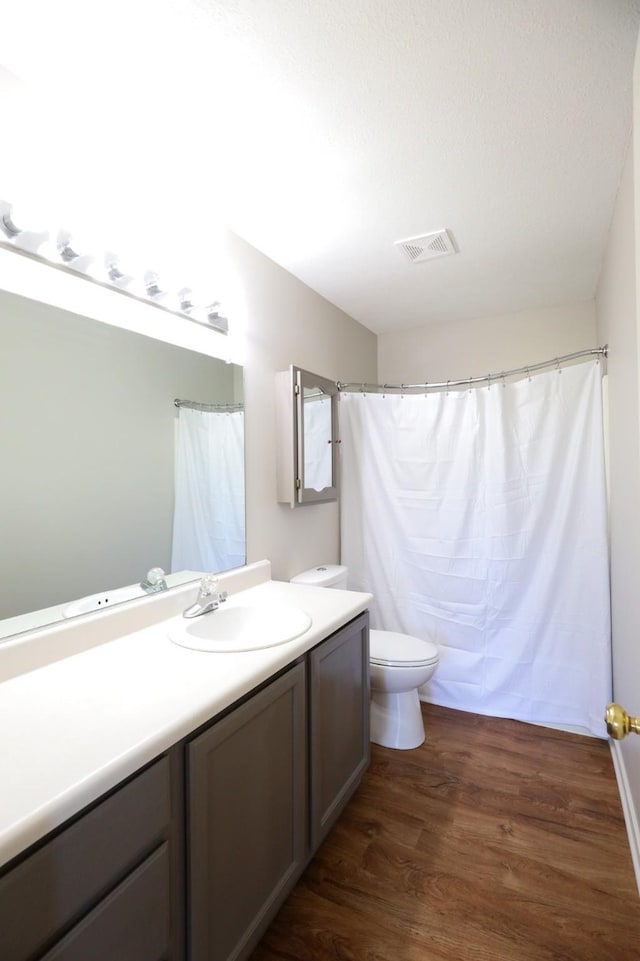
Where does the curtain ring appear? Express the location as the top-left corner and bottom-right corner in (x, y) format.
(526, 366), (531, 382)
(555, 357), (562, 375)
(446, 380), (450, 395)
(486, 374), (491, 391)
(501, 373), (506, 389)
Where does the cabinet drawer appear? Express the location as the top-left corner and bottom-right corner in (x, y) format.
(0, 756), (171, 961)
(40, 843), (171, 961)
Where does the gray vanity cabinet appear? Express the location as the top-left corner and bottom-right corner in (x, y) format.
(0, 612), (370, 961)
(187, 661), (308, 961)
(308, 613), (370, 851)
(0, 751), (184, 961)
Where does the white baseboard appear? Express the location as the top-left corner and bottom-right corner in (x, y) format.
(610, 740), (640, 896)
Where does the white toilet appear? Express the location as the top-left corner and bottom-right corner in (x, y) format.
(290, 565), (439, 750)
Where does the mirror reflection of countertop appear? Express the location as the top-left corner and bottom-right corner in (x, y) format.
(0, 561), (372, 869)
(0, 570), (203, 641)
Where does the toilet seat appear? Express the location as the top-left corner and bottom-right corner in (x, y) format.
(369, 629), (439, 669)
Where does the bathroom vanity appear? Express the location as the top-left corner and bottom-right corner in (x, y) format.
(0, 563), (371, 961)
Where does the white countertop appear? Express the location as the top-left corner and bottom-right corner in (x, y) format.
(0, 562), (372, 869)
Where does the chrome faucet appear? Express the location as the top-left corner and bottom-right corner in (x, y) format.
(140, 566), (168, 594)
(183, 575), (228, 618)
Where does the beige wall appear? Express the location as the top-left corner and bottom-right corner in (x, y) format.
(220, 230), (377, 581)
(378, 301), (598, 385)
(596, 139), (640, 833)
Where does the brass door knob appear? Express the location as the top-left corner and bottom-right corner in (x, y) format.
(605, 703), (640, 739)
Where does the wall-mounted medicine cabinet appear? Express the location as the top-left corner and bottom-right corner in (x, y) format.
(276, 365), (340, 507)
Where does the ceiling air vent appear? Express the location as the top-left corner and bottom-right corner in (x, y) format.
(395, 229), (456, 264)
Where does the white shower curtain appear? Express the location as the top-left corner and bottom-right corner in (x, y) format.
(340, 361), (611, 736)
(171, 408), (245, 575)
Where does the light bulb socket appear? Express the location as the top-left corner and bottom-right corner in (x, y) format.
(1, 210), (21, 237)
(55, 230), (81, 263)
(178, 288), (194, 313)
(59, 243), (80, 263)
(106, 262), (127, 285)
(206, 305), (228, 333)
(144, 271), (164, 300)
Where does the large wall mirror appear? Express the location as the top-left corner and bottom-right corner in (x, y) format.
(0, 287), (245, 641)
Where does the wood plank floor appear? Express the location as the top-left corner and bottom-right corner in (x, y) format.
(250, 703), (640, 961)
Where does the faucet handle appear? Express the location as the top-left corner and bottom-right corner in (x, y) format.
(200, 574), (219, 597)
(146, 567), (166, 586)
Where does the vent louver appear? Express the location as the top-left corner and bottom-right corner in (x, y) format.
(395, 229), (456, 263)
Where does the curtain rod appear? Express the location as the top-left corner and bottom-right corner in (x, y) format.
(337, 345), (608, 393)
(174, 398), (244, 412)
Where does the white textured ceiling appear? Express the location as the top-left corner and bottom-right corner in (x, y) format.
(1, 0), (639, 333)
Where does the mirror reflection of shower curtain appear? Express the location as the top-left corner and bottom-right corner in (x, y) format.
(303, 394), (332, 491)
(171, 408), (245, 574)
(340, 361), (611, 737)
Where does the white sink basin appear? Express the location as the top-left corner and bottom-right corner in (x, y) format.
(167, 603), (312, 652)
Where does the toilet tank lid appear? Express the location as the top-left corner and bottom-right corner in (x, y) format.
(290, 564), (347, 587)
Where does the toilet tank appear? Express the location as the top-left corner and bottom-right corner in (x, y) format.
(290, 565), (348, 589)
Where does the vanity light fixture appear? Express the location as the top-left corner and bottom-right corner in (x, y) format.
(0, 197), (229, 335)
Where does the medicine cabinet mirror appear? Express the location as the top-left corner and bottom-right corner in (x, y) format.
(276, 365), (339, 507)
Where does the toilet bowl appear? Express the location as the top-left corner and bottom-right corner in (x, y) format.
(290, 565), (439, 750)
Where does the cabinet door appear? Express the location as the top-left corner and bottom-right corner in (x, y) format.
(309, 612), (370, 851)
(188, 662), (307, 961)
(275, 366), (339, 506)
(40, 845), (170, 961)
(0, 753), (183, 961)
